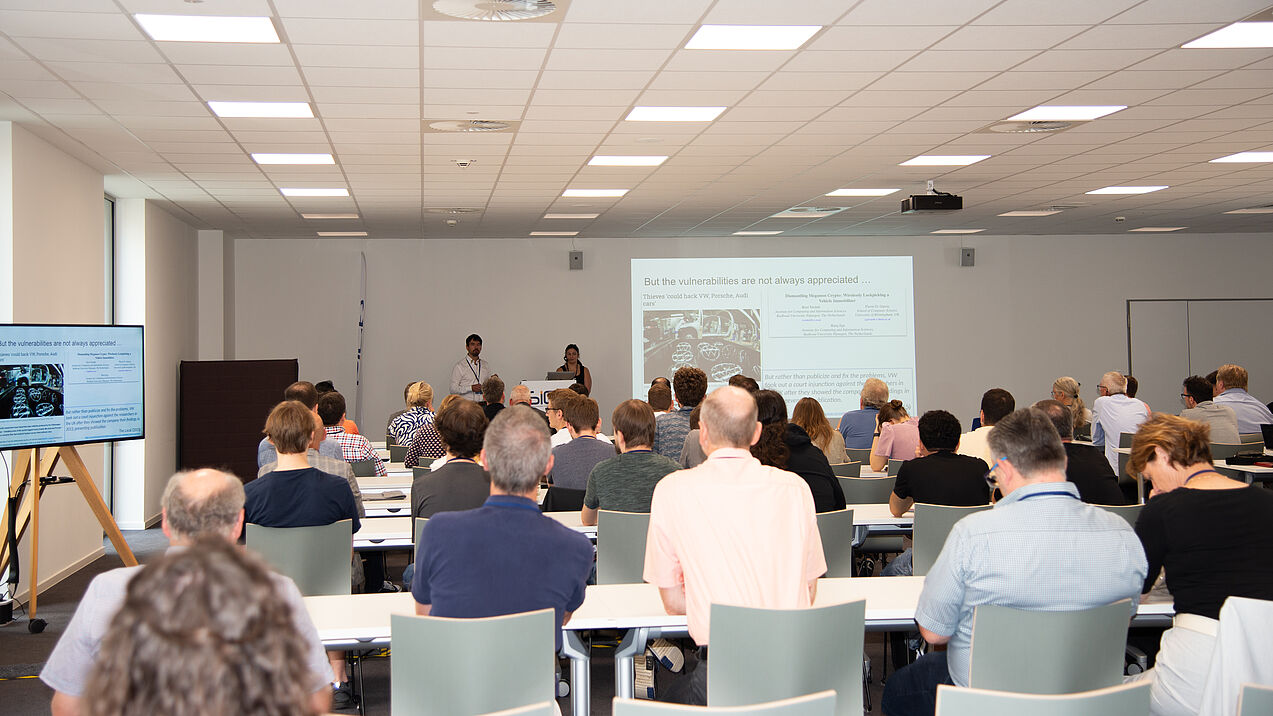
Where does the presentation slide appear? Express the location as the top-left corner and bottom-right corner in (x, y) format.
(632, 257), (916, 417)
(0, 325), (144, 451)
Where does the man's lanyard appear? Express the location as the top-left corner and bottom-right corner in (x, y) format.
(468, 357), (481, 384)
(1015, 491), (1080, 502)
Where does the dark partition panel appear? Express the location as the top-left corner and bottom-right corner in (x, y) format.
(179, 359), (298, 483)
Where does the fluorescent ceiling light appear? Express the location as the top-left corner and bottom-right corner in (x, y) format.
(252, 153), (334, 165)
(530, 231), (579, 236)
(770, 208), (846, 219)
(685, 25), (822, 50)
(1005, 105), (1126, 121)
(998, 210), (1062, 217)
(543, 213), (599, 219)
(302, 213), (359, 219)
(563, 189), (628, 198)
(209, 101), (312, 118)
(1085, 185), (1168, 195)
(317, 231), (367, 237)
(1224, 207), (1273, 214)
(900, 155), (990, 166)
(1183, 22), (1273, 48)
(733, 231), (783, 235)
(1210, 151), (1273, 163)
(826, 188), (898, 197)
(1128, 227), (1186, 232)
(281, 187), (348, 197)
(931, 229), (984, 234)
(625, 106), (726, 122)
(135, 14), (279, 43)
(588, 155), (668, 166)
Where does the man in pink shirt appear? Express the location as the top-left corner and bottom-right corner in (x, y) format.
(643, 385), (827, 704)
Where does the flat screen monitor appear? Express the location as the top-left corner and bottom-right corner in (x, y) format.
(0, 324), (144, 451)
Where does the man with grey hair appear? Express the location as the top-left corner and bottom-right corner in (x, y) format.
(509, 383), (551, 430)
(411, 406), (593, 653)
(1091, 370), (1150, 474)
(882, 409), (1146, 716)
(838, 377), (889, 449)
(42, 470), (334, 716)
(645, 386), (827, 704)
(1033, 399), (1124, 505)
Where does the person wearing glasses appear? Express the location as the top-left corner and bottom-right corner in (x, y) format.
(449, 333), (496, 402)
(882, 408), (1146, 716)
(1178, 375), (1239, 444)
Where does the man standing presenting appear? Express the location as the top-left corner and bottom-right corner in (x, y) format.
(1092, 371), (1151, 473)
(644, 386), (827, 704)
(450, 333), (496, 402)
(1212, 363), (1273, 433)
(839, 378), (889, 450)
(881, 408), (1146, 716)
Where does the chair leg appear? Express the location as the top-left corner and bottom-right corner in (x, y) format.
(862, 654), (872, 713)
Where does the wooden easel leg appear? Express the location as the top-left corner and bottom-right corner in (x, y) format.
(59, 446), (137, 567)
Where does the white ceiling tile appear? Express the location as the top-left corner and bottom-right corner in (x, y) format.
(537, 70), (656, 90)
(522, 105), (627, 121)
(19, 98), (104, 115)
(758, 71), (884, 92)
(554, 23), (691, 49)
(663, 50), (798, 73)
(421, 69), (538, 89)
(1129, 49), (1272, 71)
(424, 46), (546, 70)
(158, 43), (296, 66)
(295, 44), (418, 69)
(782, 50), (918, 73)
(310, 86), (418, 103)
(841, 0), (1000, 25)
(71, 82), (196, 102)
(974, 70), (1109, 91)
(46, 61), (181, 84)
(868, 71), (998, 91)
(1109, 0), (1265, 24)
(1190, 70), (1273, 89)
(899, 50), (1043, 72)
(530, 88), (641, 106)
(1058, 24), (1224, 50)
(811, 25), (956, 51)
(193, 85), (311, 102)
(1015, 49), (1161, 71)
(275, 0), (418, 19)
(0, 79), (79, 99)
(704, 0), (848, 24)
(841, 90), (964, 107)
(1149, 88), (1272, 105)
(421, 104), (524, 120)
(564, 0), (713, 24)
(737, 90), (853, 107)
(935, 26), (1084, 51)
(318, 103), (421, 119)
(0, 10), (141, 40)
(11, 38), (164, 63)
(636, 89), (748, 105)
(0, 60), (58, 81)
(420, 20), (557, 48)
(95, 99), (208, 116)
(218, 117), (322, 132)
(423, 88), (529, 105)
(282, 18), (418, 45)
(546, 48), (672, 72)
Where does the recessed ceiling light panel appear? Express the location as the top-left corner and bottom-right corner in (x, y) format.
(931, 229), (984, 234)
(1183, 22), (1273, 48)
(317, 232), (367, 237)
(281, 188), (349, 197)
(209, 101), (312, 118)
(252, 153), (334, 165)
(685, 25), (822, 50)
(302, 213), (359, 219)
(733, 231), (783, 235)
(588, 155), (668, 166)
(625, 106), (726, 122)
(1210, 151), (1273, 163)
(770, 207), (848, 219)
(826, 188), (898, 197)
(135, 14), (279, 43)
(563, 189), (628, 198)
(1005, 105), (1126, 121)
(529, 231), (578, 236)
(900, 155), (991, 166)
(998, 210), (1062, 217)
(1224, 207), (1273, 214)
(1085, 186), (1168, 195)
(544, 213), (599, 219)
(1128, 227), (1186, 232)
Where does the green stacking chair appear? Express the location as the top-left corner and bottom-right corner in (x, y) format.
(597, 510), (650, 585)
(245, 519), (352, 596)
(351, 459), (379, 477)
(1097, 503), (1142, 528)
(613, 691), (836, 715)
(815, 509), (855, 578)
(845, 448), (872, 464)
(1238, 684), (1273, 716)
(830, 462), (861, 478)
(935, 682), (1149, 716)
(912, 504), (990, 576)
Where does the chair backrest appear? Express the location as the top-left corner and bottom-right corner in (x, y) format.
(836, 476), (895, 504)
(969, 600), (1133, 694)
(815, 509), (855, 578)
(1097, 503), (1142, 528)
(613, 690), (837, 715)
(389, 443), (408, 463)
(541, 486), (585, 512)
(596, 510), (651, 585)
(1238, 684), (1273, 716)
(414, 466), (431, 479)
(887, 459), (904, 476)
(245, 520), (352, 596)
(845, 448), (872, 464)
(480, 703), (557, 716)
(830, 462), (861, 477)
(351, 459), (379, 477)
(935, 682), (1150, 716)
(387, 431), (396, 447)
(390, 609), (556, 716)
(709, 601), (864, 716)
(1211, 442), (1256, 459)
(912, 504), (990, 576)
(414, 517), (428, 552)
(1238, 432), (1264, 445)
(1118, 432), (1134, 449)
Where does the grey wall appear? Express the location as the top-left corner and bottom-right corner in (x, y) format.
(231, 232), (1273, 434)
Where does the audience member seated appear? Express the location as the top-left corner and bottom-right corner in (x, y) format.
(838, 377), (889, 450)
(412, 406), (594, 654)
(654, 366), (706, 459)
(751, 389), (845, 513)
(257, 380), (341, 468)
(956, 388), (1015, 468)
(410, 399), (491, 520)
(41, 469), (332, 716)
(679, 404), (706, 469)
(882, 408), (1147, 716)
(385, 380), (415, 443)
(316, 379), (359, 434)
(791, 397), (848, 465)
(870, 399), (920, 472)
(405, 394), (453, 469)
(1126, 414), (1273, 716)
(727, 373), (760, 393)
(651, 376), (671, 391)
(645, 386), (827, 705)
(582, 399), (680, 525)
(1051, 376), (1091, 437)
(1179, 374), (1239, 444)
(882, 410), (991, 577)
(509, 383), (551, 430)
(648, 383), (673, 416)
(1211, 363), (1273, 433)
(481, 375), (505, 421)
(549, 395), (618, 491)
(568, 382), (590, 397)
(80, 539), (328, 716)
(1034, 400), (1125, 505)
(548, 389), (611, 448)
(319, 391), (386, 476)
(388, 381), (436, 447)
(1092, 371), (1151, 473)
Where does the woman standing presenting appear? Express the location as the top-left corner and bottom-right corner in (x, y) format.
(557, 343), (592, 394)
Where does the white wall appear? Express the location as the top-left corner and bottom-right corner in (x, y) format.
(231, 233), (1273, 434)
(197, 229), (225, 360)
(2, 123), (109, 598)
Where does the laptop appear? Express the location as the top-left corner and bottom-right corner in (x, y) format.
(546, 371), (576, 381)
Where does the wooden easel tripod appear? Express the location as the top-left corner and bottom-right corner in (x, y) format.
(1, 444), (136, 631)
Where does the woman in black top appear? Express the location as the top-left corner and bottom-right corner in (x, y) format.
(556, 343), (592, 394)
(1129, 414), (1273, 716)
(750, 390), (846, 512)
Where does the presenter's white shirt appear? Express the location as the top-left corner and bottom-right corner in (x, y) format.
(449, 356), (495, 401)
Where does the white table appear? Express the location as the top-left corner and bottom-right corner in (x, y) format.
(357, 475), (413, 493)
(363, 495), (410, 517)
(304, 577), (1175, 716)
(353, 512), (595, 550)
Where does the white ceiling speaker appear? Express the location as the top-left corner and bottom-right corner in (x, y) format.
(985, 120), (1073, 134)
(425, 120), (515, 133)
(432, 0), (558, 21)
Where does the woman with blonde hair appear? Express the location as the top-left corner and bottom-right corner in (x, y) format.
(791, 397), (848, 464)
(1051, 376), (1090, 436)
(870, 399), (919, 472)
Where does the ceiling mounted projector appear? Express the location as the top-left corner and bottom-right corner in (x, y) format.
(901, 193), (963, 213)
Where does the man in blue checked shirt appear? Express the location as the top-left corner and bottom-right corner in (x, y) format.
(882, 407), (1147, 716)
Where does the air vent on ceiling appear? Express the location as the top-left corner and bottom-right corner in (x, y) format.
(425, 207), (483, 215)
(985, 120), (1074, 134)
(770, 206), (849, 219)
(432, 0), (558, 21)
(425, 119), (517, 133)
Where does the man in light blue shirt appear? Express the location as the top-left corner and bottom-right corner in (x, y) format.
(838, 377), (888, 449)
(1212, 363), (1273, 434)
(256, 380), (343, 468)
(1091, 371), (1150, 473)
(882, 408), (1147, 716)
